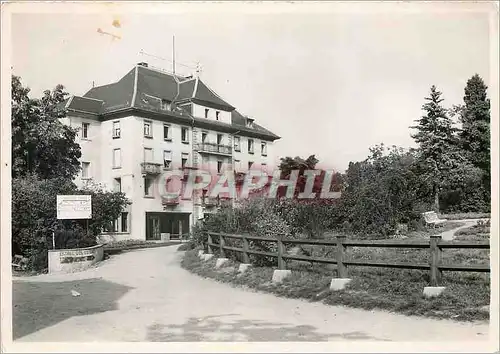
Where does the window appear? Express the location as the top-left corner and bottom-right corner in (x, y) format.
(234, 136), (241, 152)
(261, 163), (267, 173)
(234, 159), (241, 171)
(113, 148), (121, 168)
(163, 150), (172, 169)
(248, 139), (254, 154)
(261, 142), (267, 156)
(202, 155), (209, 167)
(144, 148), (153, 162)
(181, 153), (189, 168)
(144, 120), (152, 137)
(113, 219), (119, 232)
(121, 212), (128, 232)
(163, 124), (171, 141)
(144, 177), (153, 196)
(82, 123), (90, 139)
(201, 131), (208, 143)
(246, 118), (254, 128)
(82, 162), (90, 178)
(217, 134), (223, 145)
(181, 127), (189, 143)
(114, 178), (121, 193)
(217, 160), (223, 174)
(248, 161), (254, 170)
(161, 99), (171, 111)
(204, 108), (209, 118)
(216, 111), (220, 120)
(113, 121), (120, 138)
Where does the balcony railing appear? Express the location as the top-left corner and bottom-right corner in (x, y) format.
(141, 162), (162, 175)
(196, 142), (232, 156)
(203, 197), (219, 207)
(162, 196), (180, 206)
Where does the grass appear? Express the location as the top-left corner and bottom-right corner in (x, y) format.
(103, 239), (182, 254)
(404, 221), (466, 239)
(439, 212), (490, 220)
(181, 241), (490, 322)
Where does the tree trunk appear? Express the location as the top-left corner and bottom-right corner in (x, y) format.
(433, 185), (440, 212)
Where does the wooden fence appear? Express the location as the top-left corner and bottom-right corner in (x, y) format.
(206, 233), (490, 286)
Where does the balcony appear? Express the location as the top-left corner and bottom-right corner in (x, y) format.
(195, 142), (232, 156)
(203, 196), (219, 208)
(141, 162), (162, 175)
(162, 196), (180, 207)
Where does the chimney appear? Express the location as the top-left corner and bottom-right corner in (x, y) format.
(137, 62), (148, 67)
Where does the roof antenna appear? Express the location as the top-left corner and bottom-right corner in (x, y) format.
(92, 81), (95, 88)
(172, 35), (176, 75)
(195, 62), (202, 78)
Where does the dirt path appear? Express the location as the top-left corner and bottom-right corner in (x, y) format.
(13, 246), (489, 342)
(439, 219), (489, 241)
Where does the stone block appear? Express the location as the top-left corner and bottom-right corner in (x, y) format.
(423, 286), (446, 298)
(272, 269), (291, 283)
(329, 278), (352, 291)
(215, 258), (229, 269)
(201, 254), (213, 261)
(238, 263), (252, 273)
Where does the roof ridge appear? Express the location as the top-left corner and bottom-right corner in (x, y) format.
(137, 64), (187, 81)
(131, 66), (139, 108)
(75, 95), (104, 102)
(192, 77), (199, 98)
(198, 79), (231, 106)
(65, 95), (75, 109)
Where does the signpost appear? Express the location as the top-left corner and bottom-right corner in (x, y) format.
(55, 195), (92, 249)
(57, 195), (92, 220)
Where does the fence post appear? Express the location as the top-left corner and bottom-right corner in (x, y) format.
(277, 237), (285, 270)
(207, 233), (212, 254)
(429, 235), (442, 286)
(219, 234), (226, 258)
(242, 236), (250, 264)
(336, 236), (348, 278)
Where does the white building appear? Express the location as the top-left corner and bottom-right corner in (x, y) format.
(61, 62), (280, 242)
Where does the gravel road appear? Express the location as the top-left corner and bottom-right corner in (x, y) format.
(13, 245), (490, 342)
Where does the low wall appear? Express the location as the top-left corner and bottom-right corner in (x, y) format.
(48, 244), (104, 274)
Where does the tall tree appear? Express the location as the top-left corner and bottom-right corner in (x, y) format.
(411, 85), (462, 210)
(11, 76), (82, 180)
(456, 74), (490, 191)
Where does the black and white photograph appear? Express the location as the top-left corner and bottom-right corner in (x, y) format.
(1, 1), (498, 352)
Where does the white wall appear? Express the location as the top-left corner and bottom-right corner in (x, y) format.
(233, 136), (274, 174)
(65, 112), (276, 241)
(65, 116), (102, 188)
(192, 103), (231, 124)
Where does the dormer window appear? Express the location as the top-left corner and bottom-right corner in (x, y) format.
(161, 99), (171, 111)
(246, 118), (254, 128)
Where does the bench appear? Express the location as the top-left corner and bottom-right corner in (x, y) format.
(12, 255), (27, 270)
(422, 211), (447, 228)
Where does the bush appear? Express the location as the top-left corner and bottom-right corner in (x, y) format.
(178, 242), (196, 251)
(12, 175), (130, 271)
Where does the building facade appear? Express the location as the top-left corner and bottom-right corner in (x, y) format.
(61, 62), (280, 242)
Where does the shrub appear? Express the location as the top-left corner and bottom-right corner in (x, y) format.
(12, 175), (130, 271)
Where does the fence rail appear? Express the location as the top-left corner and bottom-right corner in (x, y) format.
(205, 232), (490, 286)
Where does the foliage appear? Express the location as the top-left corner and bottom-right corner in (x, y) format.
(338, 145), (432, 236)
(11, 75), (82, 180)
(12, 175), (130, 271)
(455, 74), (490, 175)
(78, 180), (131, 236)
(410, 85), (464, 210)
(277, 154), (343, 199)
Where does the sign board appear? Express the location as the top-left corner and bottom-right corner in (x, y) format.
(56, 195), (92, 220)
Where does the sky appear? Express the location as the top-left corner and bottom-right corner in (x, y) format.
(10, 2), (494, 172)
